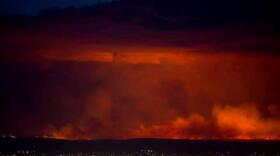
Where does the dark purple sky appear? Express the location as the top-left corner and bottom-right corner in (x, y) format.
(0, 0), (112, 14)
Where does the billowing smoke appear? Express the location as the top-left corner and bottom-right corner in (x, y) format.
(2, 53), (279, 139)
(1, 0), (280, 140)
(213, 104), (280, 139)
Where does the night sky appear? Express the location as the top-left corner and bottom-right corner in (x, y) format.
(0, 0), (280, 140)
(0, 0), (112, 14)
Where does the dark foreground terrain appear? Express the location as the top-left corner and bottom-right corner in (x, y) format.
(1, 137), (280, 156)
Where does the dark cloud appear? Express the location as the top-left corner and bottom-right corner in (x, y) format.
(0, 0), (112, 15)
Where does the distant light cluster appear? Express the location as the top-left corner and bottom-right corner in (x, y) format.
(1, 150), (280, 156)
(1, 135), (16, 139)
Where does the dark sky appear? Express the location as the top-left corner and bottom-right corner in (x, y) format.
(0, 0), (280, 140)
(0, 0), (112, 14)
